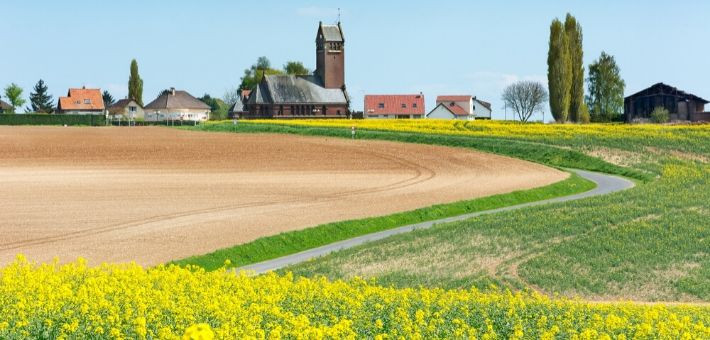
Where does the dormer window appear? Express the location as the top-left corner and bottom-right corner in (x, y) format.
(401, 103), (407, 108)
(84, 99), (91, 104)
(413, 103), (418, 108)
(378, 103), (385, 109)
(449, 102), (455, 106)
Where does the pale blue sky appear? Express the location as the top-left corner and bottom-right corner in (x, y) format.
(1, 0), (708, 120)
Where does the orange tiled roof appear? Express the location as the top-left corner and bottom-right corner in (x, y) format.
(58, 88), (105, 111)
(364, 94), (425, 115)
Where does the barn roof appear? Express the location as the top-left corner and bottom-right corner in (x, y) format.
(248, 75), (348, 105)
(626, 83), (708, 104)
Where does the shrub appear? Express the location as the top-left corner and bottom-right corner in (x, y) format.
(650, 106), (670, 123)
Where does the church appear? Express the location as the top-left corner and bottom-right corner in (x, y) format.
(245, 22), (350, 118)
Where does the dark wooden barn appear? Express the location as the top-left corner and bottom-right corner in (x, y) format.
(624, 83), (710, 122)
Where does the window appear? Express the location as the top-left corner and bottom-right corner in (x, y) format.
(129, 106), (136, 112)
(84, 99), (91, 104)
(413, 103), (418, 108)
(401, 103), (407, 109)
(378, 103), (385, 109)
(449, 102), (455, 106)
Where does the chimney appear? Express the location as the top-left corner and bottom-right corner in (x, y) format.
(170, 87), (175, 96)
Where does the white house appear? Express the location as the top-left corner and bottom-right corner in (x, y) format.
(426, 95), (492, 120)
(473, 98), (492, 119)
(108, 98), (145, 120)
(144, 88), (210, 121)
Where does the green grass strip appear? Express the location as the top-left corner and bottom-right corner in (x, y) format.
(171, 123), (597, 270)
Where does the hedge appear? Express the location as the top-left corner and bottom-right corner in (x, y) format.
(0, 114), (106, 126)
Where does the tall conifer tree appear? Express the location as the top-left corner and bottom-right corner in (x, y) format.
(128, 59), (144, 106)
(565, 14), (584, 122)
(547, 19), (571, 122)
(27, 79), (54, 113)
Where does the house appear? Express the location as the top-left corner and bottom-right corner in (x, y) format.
(0, 99), (11, 113)
(427, 95), (491, 120)
(56, 87), (105, 115)
(364, 94), (426, 119)
(245, 22), (349, 118)
(107, 98), (144, 120)
(473, 98), (492, 119)
(144, 88), (211, 121)
(625, 83), (710, 122)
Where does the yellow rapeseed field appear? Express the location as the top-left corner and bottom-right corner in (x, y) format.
(245, 119), (710, 143)
(1, 256), (708, 339)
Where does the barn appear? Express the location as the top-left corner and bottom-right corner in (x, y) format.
(624, 83), (710, 122)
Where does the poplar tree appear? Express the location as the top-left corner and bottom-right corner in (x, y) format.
(128, 59), (144, 106)
(547, 19), (571, 123)
(565, 13), (584, 122)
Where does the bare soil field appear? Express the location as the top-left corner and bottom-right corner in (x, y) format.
(0, 126), (567, 266)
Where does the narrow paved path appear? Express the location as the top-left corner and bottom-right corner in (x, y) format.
(237, 169), (635, 274)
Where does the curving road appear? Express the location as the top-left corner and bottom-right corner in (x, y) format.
(236, 169), (635, 274)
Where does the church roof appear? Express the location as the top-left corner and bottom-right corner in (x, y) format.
(229, 99), (246, 113)
(248, 75), (348, 105)
(320, 22), (344, 42)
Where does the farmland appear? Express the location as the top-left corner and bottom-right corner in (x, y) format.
(190, 120), (709, 302)
(0, 126), (566, 266)
(1, 120), (708, 338)
(1, 257), (708, 339)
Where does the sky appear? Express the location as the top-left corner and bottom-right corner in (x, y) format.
(1, 0), (709, 121)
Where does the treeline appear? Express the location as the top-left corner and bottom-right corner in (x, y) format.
(548, 13), (626, 123)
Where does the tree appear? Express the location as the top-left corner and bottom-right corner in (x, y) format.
(586, 52), (625, 122)
(128, 59), (144, 106)
(199, 94), (229, 120)
(27, 79), (54, 113)
(102, 90), (115, 107)
(4, 83), (25, 113)
(284, 61), (310, 75)
(565, 13), (584, 122)
(239, 57), (285, 90)
(547, 18), (572, 123)
(222, 87), (241, 106)
(501, 81), (549, 123)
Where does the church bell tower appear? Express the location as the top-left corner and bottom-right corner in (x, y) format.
(315, 21), (345, 89)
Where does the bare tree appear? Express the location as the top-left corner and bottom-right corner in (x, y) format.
(502, 81), (549, 122)
(223, 87), (241, 106)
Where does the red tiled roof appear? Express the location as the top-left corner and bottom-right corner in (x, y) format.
(446, 103), (469, 116)
(436, 95), (472, 102)
(364, 94), (425, 115)
(58, 88), (104, 111)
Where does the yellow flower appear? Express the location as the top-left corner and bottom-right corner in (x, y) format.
(183, 323), (215, 340)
